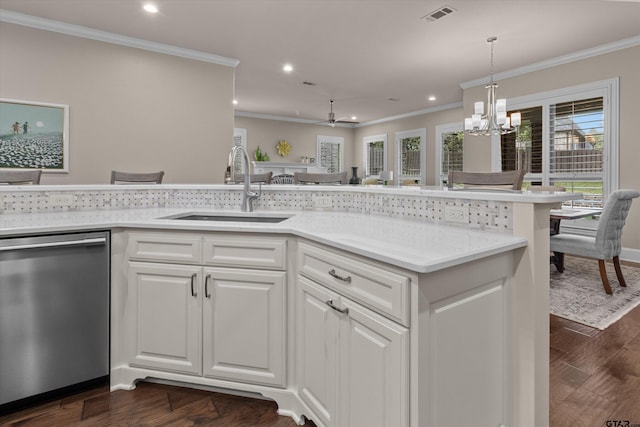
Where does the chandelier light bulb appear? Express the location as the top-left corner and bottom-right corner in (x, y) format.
(465, 37), (521, 136)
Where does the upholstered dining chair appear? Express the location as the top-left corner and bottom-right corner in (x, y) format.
(401, 178), (420, 186)
(0, 170), (42, 184)
(293, 171), (348, 185)
(361, 177), (379, 185)
(110, 170), (165, 184)
(550, 189), (640, 294)
(233, 172), (272, 184)
(271, 174), (295, 184)
(447, 169), (526, 191)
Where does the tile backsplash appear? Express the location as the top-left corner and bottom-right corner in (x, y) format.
(0, 187), (513, 232)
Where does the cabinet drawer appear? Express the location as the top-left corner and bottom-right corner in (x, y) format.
(127, 232), (202, 264)
(202, 236), (287, 270)
(297, 241), (410, 326)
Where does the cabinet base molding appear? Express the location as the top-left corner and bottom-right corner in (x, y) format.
(110, 366), (315, 426)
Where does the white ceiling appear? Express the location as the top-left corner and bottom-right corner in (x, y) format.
(1, 0), (639, 124)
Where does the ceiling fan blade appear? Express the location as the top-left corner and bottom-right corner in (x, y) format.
(311, 99), (355, 126)
(334, 115), (358, 124)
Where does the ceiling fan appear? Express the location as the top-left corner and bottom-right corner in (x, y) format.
(319, 99), (359, 127)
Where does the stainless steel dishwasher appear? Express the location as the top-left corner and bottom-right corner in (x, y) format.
(0, 231), (109, 408)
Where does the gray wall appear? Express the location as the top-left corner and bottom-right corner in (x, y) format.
(234, 116), (356, 168)
(462, 45), (640, 250)
(353, 108), (463, 186)
(0, 23), (234, 184)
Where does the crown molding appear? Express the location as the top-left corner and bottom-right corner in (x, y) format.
(0, 9), (239, 67)
(235, 102), (463, 128)
(357, 102), (463, 127)
(234, 111), (357, 128)
(460, 35), (640, 89)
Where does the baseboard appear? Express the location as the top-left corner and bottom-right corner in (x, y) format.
(621, 247), (640, 264)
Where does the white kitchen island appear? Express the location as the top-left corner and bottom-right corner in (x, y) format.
(0, 184), (579, 427)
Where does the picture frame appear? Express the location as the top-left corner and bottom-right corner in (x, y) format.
(0, 98), (69, 173)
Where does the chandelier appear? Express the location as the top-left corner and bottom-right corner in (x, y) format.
(464, 36), (521, 136)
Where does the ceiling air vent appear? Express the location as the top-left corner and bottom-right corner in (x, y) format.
(422, 5), (456, 22)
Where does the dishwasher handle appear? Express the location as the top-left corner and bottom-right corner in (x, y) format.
(0, 237), (107, 252)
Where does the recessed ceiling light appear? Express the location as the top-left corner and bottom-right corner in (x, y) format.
(351, 116), (357, 121)
(143, 3), (158, 13)
(232, 99), (238, 105)
(428, 96), (436, 101)
(283, 64), (293, 73)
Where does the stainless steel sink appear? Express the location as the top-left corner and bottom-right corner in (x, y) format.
(162, 213), (291, 223)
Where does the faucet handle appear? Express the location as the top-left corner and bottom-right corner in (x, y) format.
(247, 183), (262, 212)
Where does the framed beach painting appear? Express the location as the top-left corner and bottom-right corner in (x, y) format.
(0, 98), (69, 173)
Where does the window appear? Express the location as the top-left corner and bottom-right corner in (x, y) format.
(317, 135), (344, 173)
(362, 134), (387, 178)
(499, 79), (618, 212)
(549, 98), (604, 207)
(436, 123), (464, 185)
(395, 128), (426, 183)
(232, 128), (247, 174)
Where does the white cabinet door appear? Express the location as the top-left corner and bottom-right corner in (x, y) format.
(297, 276), (340, 427)
(339, 298), (409, 427)
(127, 262), (202, 375)
(202, 267), (287, 387)
(297, 275), (409, 427)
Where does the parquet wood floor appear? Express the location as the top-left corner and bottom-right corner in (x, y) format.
(2, 305), (640, 426)
(0, 382), (315, 426)
(550, 304), (640, 426)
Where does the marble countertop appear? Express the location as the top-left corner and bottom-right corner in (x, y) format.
(0, 208), (527, 273)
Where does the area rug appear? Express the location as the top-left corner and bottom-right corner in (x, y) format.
(550, 256), (640, 330)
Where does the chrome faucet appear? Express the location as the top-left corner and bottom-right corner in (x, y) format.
(229, 143), (260, 212)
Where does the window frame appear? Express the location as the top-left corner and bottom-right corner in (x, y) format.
(496, 78), (619, 233)
(395, 128), (426, 183)
(362, 133), (387, 178)
(233, 128), (248, 174)
(435, 122), (464, 185)
(496, 79), (618, 193)
(316, 135), (344, 173)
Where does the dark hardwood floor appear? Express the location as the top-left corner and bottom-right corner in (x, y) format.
(0, 382), (315, 426)
(550, 303), (640, 426)
(2, 306), (640, 426)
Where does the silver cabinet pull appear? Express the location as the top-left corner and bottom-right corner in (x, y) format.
(190, 273), (197, 297)
(326, 299), (349, 315)
(204, 274), (211, 299)
(328, 269), (351, 283)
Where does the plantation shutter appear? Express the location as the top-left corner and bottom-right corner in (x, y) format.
(365, 140), (385, 177)
(441, 131), (464, 182)
(501, 106), (542, 174)
(550, 97), (604, 205)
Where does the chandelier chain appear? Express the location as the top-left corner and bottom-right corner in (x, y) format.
(488, 36), (497, 84)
